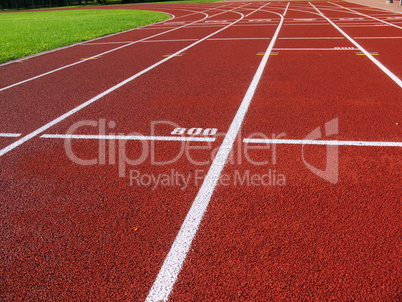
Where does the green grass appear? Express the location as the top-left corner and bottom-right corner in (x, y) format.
(0, 9), (170, 63)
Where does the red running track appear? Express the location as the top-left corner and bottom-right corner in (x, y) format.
(0, 1), (401, 301)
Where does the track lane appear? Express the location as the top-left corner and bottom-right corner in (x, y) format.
(169, 146), (401, 301)
(165, 2), (402, 300)
(146, 4), (289, 301)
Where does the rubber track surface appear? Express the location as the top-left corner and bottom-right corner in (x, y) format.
(0, 1), (401, 301)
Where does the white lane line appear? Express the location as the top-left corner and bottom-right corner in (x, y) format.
(330, 2), (402, 30)
(354, 36), (402, 39)
(279, 37), (344, 39)
(81, 42), (134, 45)
(142, 39), (200, 43)
(0, 133), (21, 137)
(0, 5), (250, 158)
(293, 18), (316, 21)
(145, 4), (287, 302)
(244, 138), (402, 147)
(208, 37), (271, 40)
(309, 2), (402, 88)
(245, 2), (271, 17)
(340, 24), (390, 27)
(41, 134), (215, 142)
(273, 47), (357, 50)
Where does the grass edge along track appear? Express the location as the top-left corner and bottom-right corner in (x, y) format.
(0, 8), (170, 64)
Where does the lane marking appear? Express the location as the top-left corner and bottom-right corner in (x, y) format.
(245, 2), (271, 17)
(268, 47), (357, 50)
(162, 53), (184, 57)
(0, 5), (250, 157)
(354, 36), (402, 39)
(0, 133), (21, 137)
(247, 19), (272, 22)
(279, 37), (344, 39)
(79, 57), (99, 61)
(163, 21), (186, 25)
(244, 138), (402, 147)
(339, 17), (364, 20)
(356, 52), (379, 55)
(143, 39), (199, 43)
(145, 4), (288, 302)
(41, 134), (215, 142)
(82, 41), (134, 45)
(309, 2), (402, 88)
(293, 18), (316, 21)
(208, 37), (271, 40)
(204, 20), (230, 23)
(334, 47), (356, 49)
(329, 2), (402, 30)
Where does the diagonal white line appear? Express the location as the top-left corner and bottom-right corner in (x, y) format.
(309, 2), (402, 88)
(145, 3), (288, 302)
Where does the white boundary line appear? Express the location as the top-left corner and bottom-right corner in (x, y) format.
(142, 39), (200, 43)
(41, 134), (215, 142)
(279, 37), (344, 39)
(329, 2), (402, 30)
(244, 138), (402, 147)
(0, 133), (22, 138)
(145, 3), (288, 302)
(0, 4), (250, 158)
(309, 2), (402, 88)
(354, 36), (402, 39)
(272, 47), (357, 50)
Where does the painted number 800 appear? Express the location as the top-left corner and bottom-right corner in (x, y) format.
(171, 128), (217, 136)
